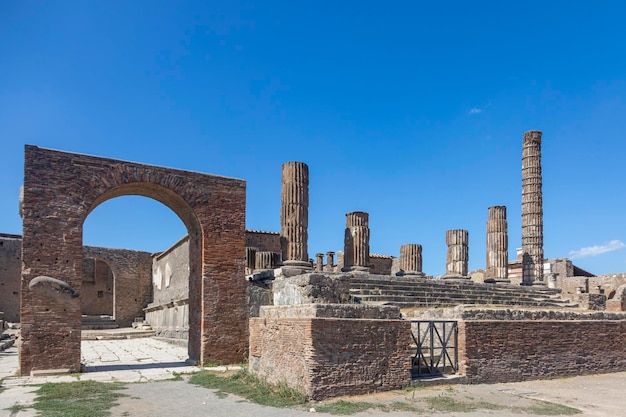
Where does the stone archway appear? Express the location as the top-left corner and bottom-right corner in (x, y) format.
(20, 145), (247, 375)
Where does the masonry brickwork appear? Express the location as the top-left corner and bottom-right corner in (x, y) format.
(0, 234), (21, 322)
(249, 315), (411, 400)
(20, 145), (246, 375)
(83, 246), (152, 326)
(458, 319), (626, 383)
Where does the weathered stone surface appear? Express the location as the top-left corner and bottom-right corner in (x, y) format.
(20, 145), (247, 375)
(342, 211), (370, 272)
(606, 284), (626, 312)
(521, 130), (544, 285)
(459, 319), (626, 383)
(272, 273), (350, 305)
(485, 206), (509, 283)
(399, 244), (424, 277)
(259, 303), (402, 319)
(405, 306), (626, 321)
(255, 251), (280, 270)
(0, 234), (21, 322)
(280, 161), (310, 268)
(28, 276), (79, 302)
(444, 229), (469, 279)
(249, 315), (411, 400)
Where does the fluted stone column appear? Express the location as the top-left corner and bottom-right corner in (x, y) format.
(255, 251), (281, 270)
(399, 244), (425, 277)
(342, 212), (370, 272)
(485, 206), (510, 283)
(444, 229), (469, 279)
(315, 253), (324, 272)
(324, 251), (335, 272)
(280, 161), (311, 270)
(521, 130), (544, 285)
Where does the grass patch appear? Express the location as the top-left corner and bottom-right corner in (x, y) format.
(314, 400), (379, 415)
(31, 380), (126, 417)
(189, 369), (306, 408)
(525, 400), (582, 415)
(423, 394), (503, 413)
(388, 401), (422, 412)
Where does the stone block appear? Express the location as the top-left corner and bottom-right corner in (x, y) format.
(272, 273), (350, 305)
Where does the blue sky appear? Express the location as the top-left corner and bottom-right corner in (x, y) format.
(1, 1), (625, 276)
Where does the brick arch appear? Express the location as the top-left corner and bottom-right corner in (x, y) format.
(20, 145), (247, 375)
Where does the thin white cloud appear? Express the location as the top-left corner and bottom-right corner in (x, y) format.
(568, 240), (625, 259)
(469, 107), (482, 114)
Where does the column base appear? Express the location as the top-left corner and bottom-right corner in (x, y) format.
(442, 274), (471, 281)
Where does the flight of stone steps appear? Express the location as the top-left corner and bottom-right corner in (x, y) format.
(350, 275), (578, 309)
(81, 314), (119, 330)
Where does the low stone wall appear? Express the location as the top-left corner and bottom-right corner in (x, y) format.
(249, 304), (411, 400)
(144, 299), (189, 339)
(459, 319), (626, 383)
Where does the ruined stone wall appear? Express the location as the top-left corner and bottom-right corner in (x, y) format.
(0, 234), (151, 325)
(0, 234), (21, 323)
(20, 146), (246, 374)
(80, 257), (114, 316)
(368, 255), (393, 275)
(145, 236), (189, 338)
(245, 230), (280, 254)
(249, 315), (411, 400)
(459, 319), (626, 383)
(83, 246), (152, 327)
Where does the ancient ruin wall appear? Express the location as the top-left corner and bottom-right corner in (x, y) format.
(81, 257), (114, 316)
(145, 236), (190, 339)
(0, 234), (21, 323)
(83, 246), (152, 326)
(249, 316), (411, 400)
(245, 230), (281, 254)
(459, 319), (626, 383)
(20, 146), (246, 374)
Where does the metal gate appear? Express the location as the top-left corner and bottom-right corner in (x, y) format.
(410, 320), (458, 377)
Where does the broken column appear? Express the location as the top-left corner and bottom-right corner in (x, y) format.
(342, 211), (370, 272)
(399, 244), (425, 277)
(324, 251), (335, 272)
(280, 161), (311, 271)
(444, 229), (469, 279)
(521, 130), (544, 285)
(315, 253), (324, 272)
(485, 206), (510, 283)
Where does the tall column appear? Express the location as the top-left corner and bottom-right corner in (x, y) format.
(444, 229), (469, 279)
(521, 130), (544, 285)
(280, 161), (311, 269)
(315, 253), (324, 272)
(399, 244), (425, 277)
(485, 206), (510, 283)
(342, 212), (370, 272)
(324, 251), (335, 272)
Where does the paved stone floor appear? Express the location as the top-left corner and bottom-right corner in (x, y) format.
(1, 336), (625, 416)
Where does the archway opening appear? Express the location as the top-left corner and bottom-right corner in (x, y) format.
(82, 194), (196, 367)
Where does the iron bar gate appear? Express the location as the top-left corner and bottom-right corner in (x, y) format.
(410, 320), (458, 377)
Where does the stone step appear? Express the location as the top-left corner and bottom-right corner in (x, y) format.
(81, 314), (119, 330)
(349, 287), (559, 303)
(353, 294), (574, 308)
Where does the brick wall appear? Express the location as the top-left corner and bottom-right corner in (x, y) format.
(249, 316), (411, 400)
(83, 246), (152, 326)
(0, 234), (21, 322)
(459, 319), (626, 383)
(245, 230), (280, 253)
(20, 146), (246, 374)
(80, 257), (114, 316)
